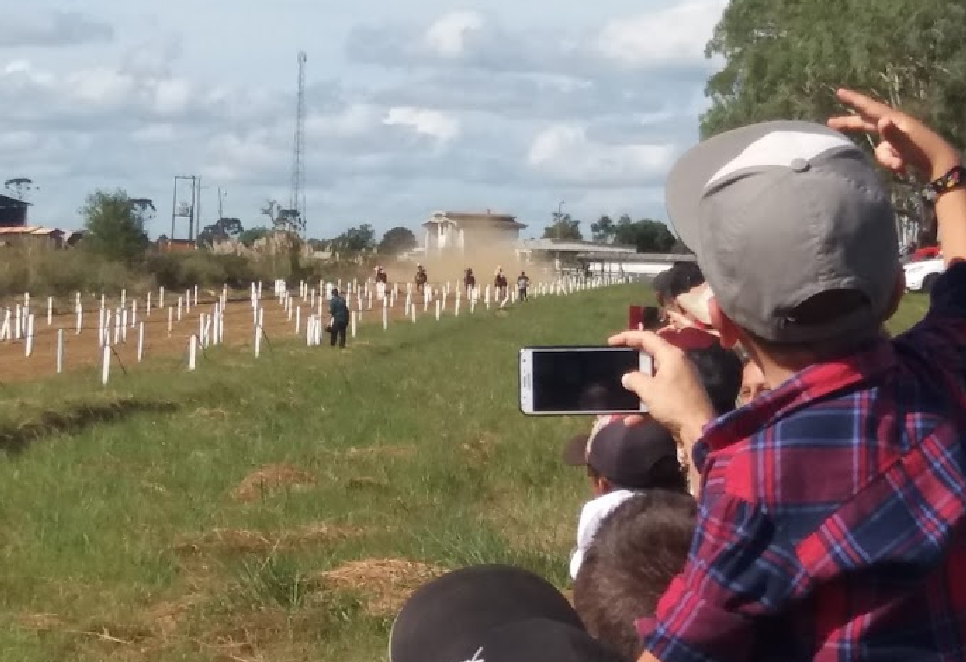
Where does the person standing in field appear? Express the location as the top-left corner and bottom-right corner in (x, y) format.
(415, 264), (428, 294)
(328, 288), (349, 348)
(464, 268), (476, 298)
(517, 271), (530, 300)
(494, 267), (508, 304)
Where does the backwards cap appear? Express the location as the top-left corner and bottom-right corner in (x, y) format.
(666, 121), (899, 343)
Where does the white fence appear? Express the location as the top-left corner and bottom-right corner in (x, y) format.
(0, 273), (634, 385)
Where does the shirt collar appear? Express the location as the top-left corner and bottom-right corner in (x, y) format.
(702, 338), (898, 453)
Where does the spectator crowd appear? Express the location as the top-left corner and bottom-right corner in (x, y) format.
(387, 89), (966, 661)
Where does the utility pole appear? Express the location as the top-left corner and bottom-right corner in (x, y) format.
(218, 187), (226, 219)
(171, 175), (199, 241)
(290, 50), (308, 237)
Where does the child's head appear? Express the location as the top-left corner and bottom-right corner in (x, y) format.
(573, 490), (696, 659)
(665, 121), (902, 370)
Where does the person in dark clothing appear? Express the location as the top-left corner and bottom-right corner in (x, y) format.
(415, 264), (428, 293)
(494, 267), (508, 301)
(517, 271), (530, 300)
(375, 266), (388, 284)
(328, 288), (349, 348)
(464, 268), (476, 297)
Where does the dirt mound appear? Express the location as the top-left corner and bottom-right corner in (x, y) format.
(232, 464), (314, 501)
(317, 558), (446, 616)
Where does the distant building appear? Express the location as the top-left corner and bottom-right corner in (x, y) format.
(516, 238), (695, 276)
(0, 226), (66, 249)
(0, 193), (29, 227)
(422, 210), (527, 254)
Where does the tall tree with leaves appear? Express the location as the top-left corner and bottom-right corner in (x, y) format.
(614, 217), (678, 253)
(80, 189), (149, 262)
(378, 226), (418, 255)
(198, 217), (244, 248)
(542, 213), (583, 241)
(590, 215), (617, 243)
(701, 0), (966, 243)
(331, 224), (377, 253)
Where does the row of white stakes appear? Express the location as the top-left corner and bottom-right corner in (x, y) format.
(9, 274), (629, 383)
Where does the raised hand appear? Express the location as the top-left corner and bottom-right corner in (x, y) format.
(827, 88), (959, 180)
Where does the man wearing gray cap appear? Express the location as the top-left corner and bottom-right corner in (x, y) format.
(610, 89), (966, 662)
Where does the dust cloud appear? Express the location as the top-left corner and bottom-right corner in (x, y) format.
(378, 232), (555, 286)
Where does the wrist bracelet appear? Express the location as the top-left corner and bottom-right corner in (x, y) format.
(924, 164), (965, 200)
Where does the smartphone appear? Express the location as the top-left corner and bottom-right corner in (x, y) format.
(519, 346), (652, 415)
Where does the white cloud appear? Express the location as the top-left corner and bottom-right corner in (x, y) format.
(527, 124), (676, 186)
(595, 0), (728, 66)
(0, 1), (727, 238)
(424, 11), (485, 56)
(383, 107), (460, 143)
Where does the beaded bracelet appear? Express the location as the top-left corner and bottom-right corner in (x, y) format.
(924, 164), (965, 200)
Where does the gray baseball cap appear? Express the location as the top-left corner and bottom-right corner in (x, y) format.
(665, 120), (900, 343)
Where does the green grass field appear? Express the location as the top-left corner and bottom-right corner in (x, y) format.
(0, 285), (930, 661)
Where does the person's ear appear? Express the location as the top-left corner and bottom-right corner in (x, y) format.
(709, 297), (741, 348)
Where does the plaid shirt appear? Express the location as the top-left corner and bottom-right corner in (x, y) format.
(638, 261), (966, 662)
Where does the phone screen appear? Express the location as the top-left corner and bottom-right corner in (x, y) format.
(520, 347), (648, 415)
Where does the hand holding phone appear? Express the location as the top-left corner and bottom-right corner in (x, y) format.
(519, 346), (653, 415)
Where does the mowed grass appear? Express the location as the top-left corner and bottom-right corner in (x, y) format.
(0, 285), (929, 661)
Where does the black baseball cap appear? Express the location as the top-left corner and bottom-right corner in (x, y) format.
(563, 418), (677, 488)
(474, 618), (627, 662)
(389, 565), (584, 662)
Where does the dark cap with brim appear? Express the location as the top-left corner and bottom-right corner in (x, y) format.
(473, 618), (627, 662)
(586, 419), (677, 488)
(665, 120), (899, 343)
(389, 565), (583, 662)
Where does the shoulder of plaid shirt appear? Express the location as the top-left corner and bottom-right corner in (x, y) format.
(635, 260), (966, 662)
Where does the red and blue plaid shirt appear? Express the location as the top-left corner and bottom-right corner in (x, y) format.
(638, 261), (966, 662)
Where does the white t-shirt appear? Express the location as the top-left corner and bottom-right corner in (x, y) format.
(569, 489), (637, 580)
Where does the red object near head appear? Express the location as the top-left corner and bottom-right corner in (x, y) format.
(657, 326), (719, 350)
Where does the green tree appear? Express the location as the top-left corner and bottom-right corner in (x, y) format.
(198, 217), (244, 248)
(590, 215), (616, 243)
(79, 189), (149, 262)
(614, 217), (678, 253)
(239, 226), (271, 248)
(331, 224), (376, 252)
(701, 0), (966, 243)
(542, 213), (583, 241)
(378, 226), (418, 255)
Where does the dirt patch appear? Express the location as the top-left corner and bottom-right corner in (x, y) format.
(174, 523), (362, 557)
(18, 612), (63, 631)
(316, 558), (446, 616)
(232, 464), (314, 502)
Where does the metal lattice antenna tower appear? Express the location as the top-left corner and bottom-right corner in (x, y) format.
(290, 50), (307, 236)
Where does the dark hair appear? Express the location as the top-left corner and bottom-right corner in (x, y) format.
(587, 454), (687, 494)
(574, 491), (696, 659)
(686, 343), (742, 415)
(667, 262), (704, 298)
(651, 271), (674, 306)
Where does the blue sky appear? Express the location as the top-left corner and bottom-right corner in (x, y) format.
(0, 0), (726, 240)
